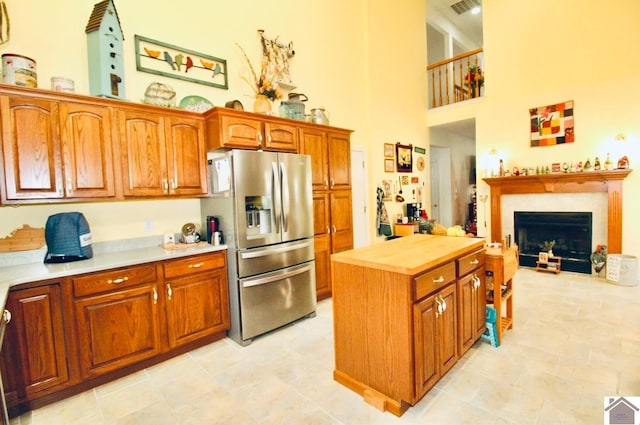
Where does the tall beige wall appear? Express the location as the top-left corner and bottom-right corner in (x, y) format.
(474, 0), (640, 258)
(0, 0), (428, 243)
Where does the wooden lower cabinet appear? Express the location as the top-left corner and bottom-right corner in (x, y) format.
(2, 283), (69, 404)
(163, 253), (229, 348)
(457, 265), (486, 355)
(2, 251), (229, 416)
(313, 235), (331, 299)
(74, 282), (163, 379)
(413, 283), (458, 399)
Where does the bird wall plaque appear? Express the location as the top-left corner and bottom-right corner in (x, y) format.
(134, 35), (228, 90)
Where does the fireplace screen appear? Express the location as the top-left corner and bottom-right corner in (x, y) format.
(514, 211), (592, 274)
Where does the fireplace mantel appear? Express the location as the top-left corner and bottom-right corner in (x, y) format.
(483, 169), (633, 253)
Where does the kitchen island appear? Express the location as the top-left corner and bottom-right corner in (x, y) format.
(331, 234), (486, 416)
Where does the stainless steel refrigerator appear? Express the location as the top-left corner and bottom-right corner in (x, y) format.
(201, 149), (316, 345)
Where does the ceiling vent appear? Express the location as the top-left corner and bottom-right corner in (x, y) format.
(450, 0), (481, 15)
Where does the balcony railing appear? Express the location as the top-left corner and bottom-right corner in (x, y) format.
(427, 48), (484, 108)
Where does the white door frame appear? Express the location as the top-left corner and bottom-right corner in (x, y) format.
(350, 147), (369, 248)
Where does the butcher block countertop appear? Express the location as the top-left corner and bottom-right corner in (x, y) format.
(331, 234), (486, 276)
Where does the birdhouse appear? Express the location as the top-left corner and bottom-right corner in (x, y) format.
(85, 0), (125, 99)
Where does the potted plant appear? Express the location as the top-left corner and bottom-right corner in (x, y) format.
(540, 240), (556, 256)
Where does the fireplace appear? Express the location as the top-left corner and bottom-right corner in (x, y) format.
(514, 211), (592, 274)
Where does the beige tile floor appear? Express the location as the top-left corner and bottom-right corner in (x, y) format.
(10, 268), (640, 425)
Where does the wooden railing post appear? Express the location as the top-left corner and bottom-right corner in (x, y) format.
(427, 48), (483, 108)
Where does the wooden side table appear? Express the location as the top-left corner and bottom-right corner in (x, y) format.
(485, 245), (518, 345)
(536, 256), (561, 274)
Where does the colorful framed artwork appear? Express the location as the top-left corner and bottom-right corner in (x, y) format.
(384, 159), (395, 173)
(396, 143), (413, 172)
(134, 35), (228, 89)
(384, 143), (395, 158)
(529, 100), (574, 147)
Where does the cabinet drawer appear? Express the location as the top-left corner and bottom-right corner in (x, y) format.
(72, 264), (158, 297)
(457, 249), (485, 277)
(163, 252), (226, 279)
(414, 262), (456, 301)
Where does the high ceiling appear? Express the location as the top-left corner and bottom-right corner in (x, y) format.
(427, 0), (483, 50)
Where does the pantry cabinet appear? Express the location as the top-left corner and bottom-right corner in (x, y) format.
(118, 110), (207, 197)
(2, 283), (69, 403)
(205, 108), (298, 152)
(301, 127), (353, 299)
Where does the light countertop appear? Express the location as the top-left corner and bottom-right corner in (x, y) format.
(0, 243), (227, 310)
(331, 234), (486, 276)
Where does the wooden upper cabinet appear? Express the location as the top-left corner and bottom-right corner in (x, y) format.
(0, 93), (116, 203)
(205, 108), (298, 152)
(263, 121), (298, 152)
(300, 127), (351, 191)
(118, 109), (207, 197)
(118, 109), (166, 197)
(59, 102), (116, 198)
(0, 95), (62, 201)
(164, 115), (208, 196)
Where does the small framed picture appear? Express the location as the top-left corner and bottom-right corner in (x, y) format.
(411, 176), (419, 184)
(384, 143), (394, 158)
(396, 143), (413, 172)
(384, 159), (395, 173)
(551, 163), (561, 173)
(538, 252), (549, 263)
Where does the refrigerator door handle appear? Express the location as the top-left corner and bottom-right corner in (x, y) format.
(280, 162), (290, 232)
(239, 239), (314, 259)
(272, 161), (282, 234)
(242, 263), (314, 288)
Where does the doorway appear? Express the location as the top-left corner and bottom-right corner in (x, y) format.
(429, 146), (452, 226)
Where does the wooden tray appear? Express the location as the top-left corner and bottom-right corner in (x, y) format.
(0, 225), (45, 252)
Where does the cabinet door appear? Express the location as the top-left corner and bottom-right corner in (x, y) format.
(327, 132), (351, 190)
(2, 284), (69, 399)
(118, 110), (167, 197)
(330, 190), (354, 253)
(457, 272), (476, 354)
(74, 284), (162, 379)
(218, 114), (262, 149)
(313, 234), (332, 300)
(312, 192), (330, 236)
(473, 266), (487, 341)
(164, 269), (230, 348)
(0, 96), (62, 200)
(264, 121), (298, 152)
(59, 102), (116, 198)
(299, 128), (329, 190)
(413, 293), (439, 399)
(164, 115), (208, 196)
(438, 284), (458, 375)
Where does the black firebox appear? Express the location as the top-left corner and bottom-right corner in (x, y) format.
(514, 211), (592, 274)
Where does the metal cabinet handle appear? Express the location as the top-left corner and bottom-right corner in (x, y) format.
(440, 296), (447, 312)
(163, 178), (169, 193)
(66, 179), (74, 194)
(435, 298), (442, 317)
(469, 259), (479, 265)
(324, 178), (329, 187)
(167, 283), (173, 300)
(326, 226), (331, 234)
(188, 262), (204, 269)
(153, 288), (158, 305)
(3, 309), (11, 325)
(332, 225), (337, 234)
(330, 178), (335, 188)
(432, 276), (445, 284)
(107, 277), (129, 284)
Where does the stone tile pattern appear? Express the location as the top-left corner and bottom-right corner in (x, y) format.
(10, 268), (640, 424)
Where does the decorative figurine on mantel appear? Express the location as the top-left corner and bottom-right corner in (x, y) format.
(86, 0), (126, 99)
(617, 155), (630, 169)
